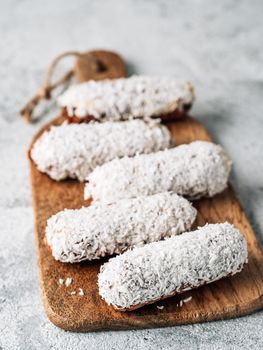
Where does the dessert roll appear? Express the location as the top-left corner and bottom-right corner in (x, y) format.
(57, 75), (195, 122)
(46, 192), (196, 263)
(85, 141), (232, 202)
(30, 119), (171, 181)
(98, 222), (248, 311)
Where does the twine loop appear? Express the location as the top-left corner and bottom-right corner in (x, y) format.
(20, 51), (97, 122)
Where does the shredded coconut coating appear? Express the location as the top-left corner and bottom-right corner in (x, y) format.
(85, 141), (232, 202)
(57, 75), (195, 120)
(46, 192), (197, 263)
(98, 222), (248, 310)
(30, 119), (171, 181)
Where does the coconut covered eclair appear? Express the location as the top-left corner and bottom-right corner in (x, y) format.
(98, 222), (248, 311)
(30, 119), (171, 181)
(84, 141), (232, 202)
(57, 75), (195, 122)
(46, 192), (197, 263)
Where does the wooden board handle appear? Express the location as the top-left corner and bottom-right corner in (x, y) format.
(19, 50), (126, 123)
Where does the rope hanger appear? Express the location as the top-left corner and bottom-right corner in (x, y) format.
(20, 51), (104, 123)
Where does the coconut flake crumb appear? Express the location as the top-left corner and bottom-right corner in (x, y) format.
(182, 296), (192, 304)
(98, 222), (248, 310)
(30, 119), (171, 181)
(58, 278), (64, 285)
(85, 140), (232, 202)
(65, 277), (72, 287)
(70, 291), (76, 295)
(156, 305), (164, 310)
(46, 192), (196, 263)
(57, 75), (195, 120)
(79, 288), (84, 296)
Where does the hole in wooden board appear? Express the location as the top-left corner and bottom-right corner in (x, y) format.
(95, 59), (108, 73)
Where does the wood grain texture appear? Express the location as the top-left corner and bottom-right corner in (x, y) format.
(29, 116), (263, 332)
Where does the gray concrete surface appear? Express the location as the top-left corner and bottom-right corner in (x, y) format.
(0, 0), (263, 349)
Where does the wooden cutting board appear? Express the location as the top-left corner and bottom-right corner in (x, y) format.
(29, 52), (263, 332)
(29, 117), (263, 331)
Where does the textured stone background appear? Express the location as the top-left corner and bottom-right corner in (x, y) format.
(0, 0), (263, 349)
